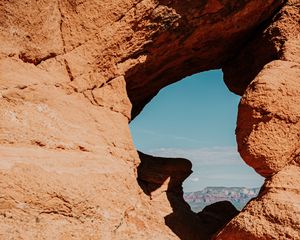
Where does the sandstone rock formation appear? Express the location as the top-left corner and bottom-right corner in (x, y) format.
(137, 152), (239, 240)
(198, 201), (239, 236)
(215, 165), (300, 240)
(0, 0), (299, 239)
(216, 1), (300, 239)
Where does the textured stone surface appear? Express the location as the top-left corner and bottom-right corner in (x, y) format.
(124, 0), (285, 117)
(236, 60), (300, 177)
(0, 0), (299, 239)
(0, 0), (284, 116)
(223, 0), (300, 95)
(215, 165), (300, 240)
(216, 1), (300, 239)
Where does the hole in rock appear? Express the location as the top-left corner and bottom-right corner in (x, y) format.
(130, 70), (264, 239)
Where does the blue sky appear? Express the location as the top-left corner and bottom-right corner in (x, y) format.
(130, 70), (264, 192)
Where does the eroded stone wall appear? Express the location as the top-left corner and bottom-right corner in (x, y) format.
(0, 0), (299, 239)
(216, 2), (300, 239)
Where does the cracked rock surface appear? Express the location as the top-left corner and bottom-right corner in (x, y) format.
(0, 0), (299, 239)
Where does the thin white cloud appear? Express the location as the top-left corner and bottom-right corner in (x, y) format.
(147, 146), (241, 166)
(190, 177), (200, 182)
(137, 129), (204, 144)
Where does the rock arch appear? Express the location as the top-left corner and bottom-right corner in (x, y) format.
(0, 0), (299, 239)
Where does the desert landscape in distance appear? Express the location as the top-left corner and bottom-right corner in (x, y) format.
(0, 0), (299, 239)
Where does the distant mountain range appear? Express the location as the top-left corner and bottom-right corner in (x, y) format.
(184, 187), (260, 212)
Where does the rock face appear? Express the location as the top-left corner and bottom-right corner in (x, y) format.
(198, 201), (239, 237)
(215, 165), (300, 240)
(137, 152), (239, 240)
(216, 1), (300, 239)
(0, 0), (299, 239)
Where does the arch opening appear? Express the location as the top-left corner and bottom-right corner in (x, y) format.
(130, 69), (264, 239)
